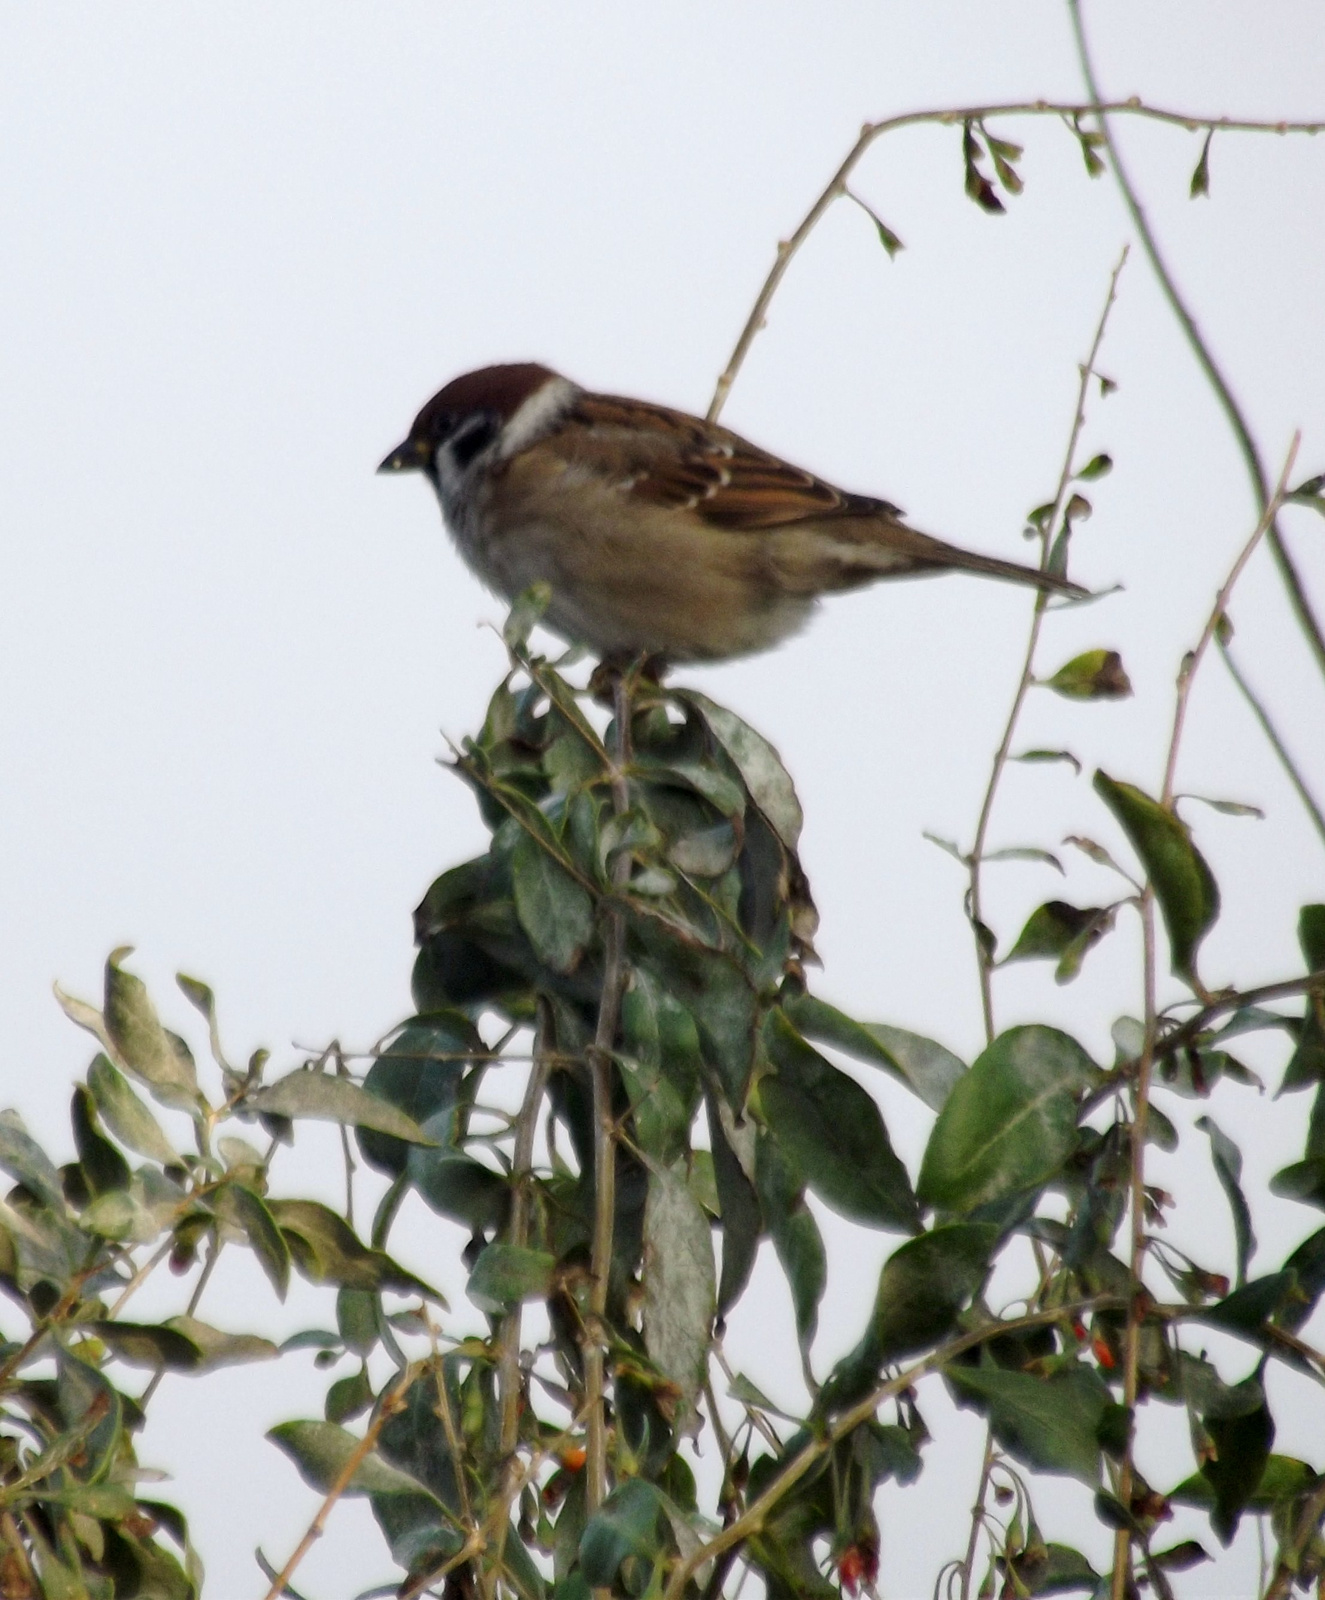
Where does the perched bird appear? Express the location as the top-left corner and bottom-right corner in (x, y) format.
(379, 363), (1083, 665)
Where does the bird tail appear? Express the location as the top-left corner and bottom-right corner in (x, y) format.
(924, 542), (1087, 598)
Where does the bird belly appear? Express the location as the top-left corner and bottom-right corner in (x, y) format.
(451, 480), (813, 662)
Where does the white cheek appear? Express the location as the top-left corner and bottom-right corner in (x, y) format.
(431, 443), (469, 510)
(499, 377), (578, 458)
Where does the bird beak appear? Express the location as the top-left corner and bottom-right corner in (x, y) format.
(378, 436), (428, 473)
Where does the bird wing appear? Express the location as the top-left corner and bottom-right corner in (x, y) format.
(563, 393), (905, 530)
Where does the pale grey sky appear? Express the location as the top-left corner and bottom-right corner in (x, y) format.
(2, 5), (1323, 1595)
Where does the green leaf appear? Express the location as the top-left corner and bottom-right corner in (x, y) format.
(102, 950), (200, 1111)
(1001, 902), (1114, 984)
(579, 1478), (664, 1587)
(873, 216), (904, 257)
(511, 828), (596, 974)
(268, 1419), (436, 1497)
(1176, 793), (1264, 819)
(783, 993), (964, 1112)
(642, 1161), (716, 1425)
(870, 1224), (999, 1361)
(503, 582), (553, 650)
(1197, 1272), (1295, 1339)
(337, 1288), (380, 1357)
(269, 1199), (439, 1298)
(1011, 748), (1083, 776)
(408, 1143), (508, 1234)
(822, 1224), (999, 1413)
(1093, 771), (1220, 984)
(1190, 128), (1213, 198)
(761, 1011), (919, 1232)
(1195, 1115), (1255, 1286)
(176, 972), (233, 1076)
(1043, 649), (1132, 700)
(1202, 1393), (1275, 1544)
(1282, 905), (1325, 1090)
(0, 1108), (66, 1209)
(918, 1026), (1096, 1215)
(674, 690), (803, 850)
(84, 1320), (204, 1372)
(247, 1070), (437, 1144)
(466, 1243), (555, 1314)
(325, 1365), (375, 1424)
(71, 1084), (131, 1194)
(1277, 1226), (1325, 1332)
(162, 1315), (277, 1371)
(947, 1364), (1110, 1483)
(756, 1134), (826, 1356)
(706, 1091), (762, 1316)
(1169, 1454), (1319, 1513)
(1151, 1540), (1211, 1574)
(225, 1182), (291, 1300)
(1075, 453), (1113, 481)
(88, 1056), (179, 1165)
(356, 1013), (480, 1176)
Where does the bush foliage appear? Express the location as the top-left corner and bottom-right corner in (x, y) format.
(3, 86), (1325, 1600)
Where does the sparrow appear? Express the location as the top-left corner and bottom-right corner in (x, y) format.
(379, 362), (1084, 664)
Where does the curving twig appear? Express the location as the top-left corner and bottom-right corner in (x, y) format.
(1162, 434), (1300, 804)
(966, 246), (1128, 1040)
(660, 1298), (1126, 1600)
(1068, 0), (1325, 777)
(259, 1363), (422, 1600)
(707, 98), (1325, 425)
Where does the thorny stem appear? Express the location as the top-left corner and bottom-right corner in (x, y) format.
(967, 247), (1128, 1041)
(661, 1298), (1124, 1600)
(259, 1363), (421, 1600)
(1161, 436), (1301, 804)
(1068, 4), (1325, 712)
(957, 1433), (997, 1600)
(706, 99), (1325, 426)
(585, 673), (635, 1525)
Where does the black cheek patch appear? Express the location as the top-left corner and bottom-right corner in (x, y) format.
(449, 413), (500, 469)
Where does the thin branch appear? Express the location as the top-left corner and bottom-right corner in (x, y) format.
(1217, 643), (1325, 849)
(966, 246), (1128, 1040)
(1162, 435), (1301, 803)
(499, 1004), (552, 1462)
(1110, 885), (1156, 1600)
(400, 1402), (595, 1600)
(584, 672), (635, 1524)
(259, 1363), (421, 1600)
(1067, 2), (1325, 686)
(706, 99), (1324, 425)
(661, 1298), (1125, 1600)
(424, 1311), (475, 1533)
(490, 1005), (554, 1598)
(106, 1237), (174, 1318)
(957, 1432), (997, 1600)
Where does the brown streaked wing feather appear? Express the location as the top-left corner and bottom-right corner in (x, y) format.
(564, 393), (904, 530)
